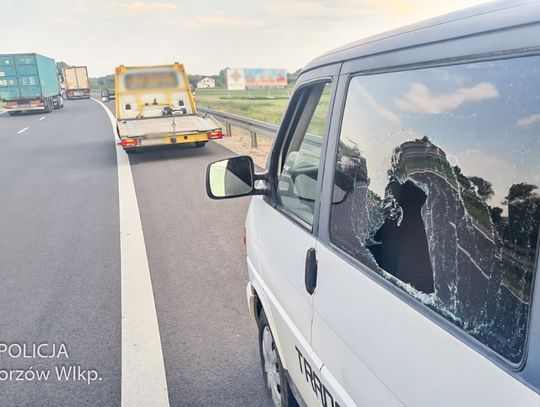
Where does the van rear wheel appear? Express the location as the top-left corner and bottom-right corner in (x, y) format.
(195, 141), (207, 147)
(259, 310), (298, 407)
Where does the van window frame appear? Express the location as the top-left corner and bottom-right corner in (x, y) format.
(265, 69), (340, 235)
(317, 52), (540, 377)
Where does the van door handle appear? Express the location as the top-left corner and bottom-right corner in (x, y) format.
(305, 248), (318, 295)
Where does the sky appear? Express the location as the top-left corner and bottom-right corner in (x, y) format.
(340, 56), (540, 211)
(2, 0), (489, 77)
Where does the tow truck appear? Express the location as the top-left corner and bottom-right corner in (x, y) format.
(114, 63), (223, 152)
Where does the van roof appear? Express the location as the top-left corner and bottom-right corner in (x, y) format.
(305, 0), (540, 71)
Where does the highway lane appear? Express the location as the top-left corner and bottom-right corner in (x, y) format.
(128, 145), (269, 406)
(0, 98), (270, 406)
(104, 100), (270, 406)
(0, 101), (121, 406)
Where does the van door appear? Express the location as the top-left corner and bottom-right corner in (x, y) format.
(250, 79), (334, 405)
(311, 57), (540, 406)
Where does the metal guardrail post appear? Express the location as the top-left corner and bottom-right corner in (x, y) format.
(226, 123), (232, 137)
(250, 131), (258, 148)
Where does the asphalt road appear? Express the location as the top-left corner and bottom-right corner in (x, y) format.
(0, 99), (270, 406)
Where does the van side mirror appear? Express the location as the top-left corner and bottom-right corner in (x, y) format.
(206, 156), (255, 199)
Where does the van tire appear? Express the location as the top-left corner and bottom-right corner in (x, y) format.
(195, 141), (207, 147)
(259, 310), (298, 407)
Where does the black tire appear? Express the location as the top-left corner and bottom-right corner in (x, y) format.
(44, 98), (52, 113)
(8, 111), (20, 116)
(195, 141), (207, 147)
(259, 310), (298, 407)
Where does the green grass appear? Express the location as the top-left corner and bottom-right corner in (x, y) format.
(196, 87), (293, 125)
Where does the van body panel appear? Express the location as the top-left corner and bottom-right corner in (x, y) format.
(313, 244), (540, 406)
(246, 196), (321, 406)
(339, 23), (540, 76)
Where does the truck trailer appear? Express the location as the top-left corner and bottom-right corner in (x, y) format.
(115, 63), (223, 151)
(63, 66), (90, 99)
(0, 53), (63, 115)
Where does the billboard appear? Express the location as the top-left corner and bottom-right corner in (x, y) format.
(225, 68), (287, 90)
(244, 68), (287, 89)
(225, 68), (245, 91)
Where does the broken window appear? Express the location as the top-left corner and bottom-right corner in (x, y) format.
(330, 56), (540, 363)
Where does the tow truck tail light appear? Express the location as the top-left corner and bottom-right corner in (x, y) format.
(121, 138), (138, 147)
(207, 130), (223, 140)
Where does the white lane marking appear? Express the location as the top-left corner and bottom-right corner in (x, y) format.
(0, 110), (6, 115)
(91, 98), (170, 407)
(17, 127), (29, 134)
(39, 116), (45, 121)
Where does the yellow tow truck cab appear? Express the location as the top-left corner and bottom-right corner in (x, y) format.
(114, 63), (223, 151)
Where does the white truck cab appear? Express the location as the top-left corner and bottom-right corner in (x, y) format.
(207, 2), (540, 406)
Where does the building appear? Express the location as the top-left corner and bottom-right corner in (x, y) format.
(196, 77), (216, 89)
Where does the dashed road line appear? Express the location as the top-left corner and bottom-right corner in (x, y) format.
(91, 97), (170, 407)
(39, 116), (45, 121)
(17, 127), (29, 134)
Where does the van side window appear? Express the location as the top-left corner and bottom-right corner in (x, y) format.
(330, 57), (540, 363)
(277, 82), (332, 227)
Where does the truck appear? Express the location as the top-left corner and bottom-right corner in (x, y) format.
(63, 66), (90, 99)
(0, 53), (63, 116)
(115, 63), (223, 152)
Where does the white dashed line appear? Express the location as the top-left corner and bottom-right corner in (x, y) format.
(91, 98), (170, 407)
(39, 116), (45, 121)
(17, 127), (28, 134)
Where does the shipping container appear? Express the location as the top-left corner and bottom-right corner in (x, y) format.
(0, 53), (63, 115)
(63, 66), (90, 99)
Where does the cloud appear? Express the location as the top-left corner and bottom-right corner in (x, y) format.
(354, 83), (399, 123)
(112, 1), (178, 14)
(268, 0), (483, 21)
(394, 82), (499, 114)
(193, 17), (265, 28)
(517, 113), (540, 127)
(268, 0), (368, 19)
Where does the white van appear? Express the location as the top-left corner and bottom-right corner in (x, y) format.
(206, 2), (540, 406)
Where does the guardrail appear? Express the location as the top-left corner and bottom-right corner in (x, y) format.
(197, 107), (278, 148)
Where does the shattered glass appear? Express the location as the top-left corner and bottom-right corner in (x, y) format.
(330, 56), (540, 363)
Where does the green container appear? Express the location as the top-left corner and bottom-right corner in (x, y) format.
(0, 53), (60, 100)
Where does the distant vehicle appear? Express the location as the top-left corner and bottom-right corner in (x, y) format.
(207, 2), (540, 407)
(100, 88), (115, 102)
(63, 66), (90, 99)
(0, 53), (63, 115)
(115, 63), (222, 152)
